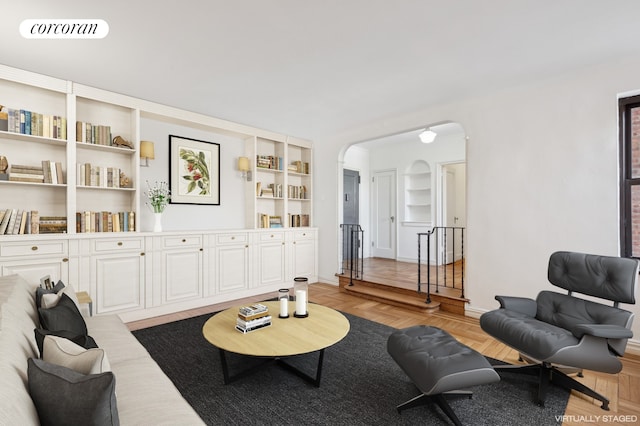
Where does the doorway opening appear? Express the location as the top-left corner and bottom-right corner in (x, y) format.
(339, 122), (467, 292)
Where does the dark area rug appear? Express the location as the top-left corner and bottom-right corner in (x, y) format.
(133, 312), (568, 426)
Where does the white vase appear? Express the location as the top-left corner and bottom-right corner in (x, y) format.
(153, 213), (163, 232)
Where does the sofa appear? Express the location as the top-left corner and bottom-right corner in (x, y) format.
(0, 274), (205, 425)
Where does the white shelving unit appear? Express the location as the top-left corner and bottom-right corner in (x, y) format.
(244, 135), (313, 229)
(404, 160), (432, 225)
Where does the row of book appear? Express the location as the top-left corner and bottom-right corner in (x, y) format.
(77, 163), (126, 188)
(0, 209), (67, 235)
(75, 121), (112, 146)
(0, 108), (67, 140)
(288, 160), (310, 174)
(258, 214), (282, 229)
(4, 160), (65, 184)
(236, 304), (271, 333)
(76, 211), (135, 233)
(256, 155), (284, 170)
(289, 214), (310, 227)
(288, 185), (308, 199)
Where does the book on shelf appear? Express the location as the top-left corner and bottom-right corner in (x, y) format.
(39, 160), (64, 184)
(9, 164), (45, 183)
(290, 160), (310, 174)
(75, 121), (112, 146)
(287, 214), (310, 228)
(4, 108), (66, 139)
(256, 155), (283, 170)
(0, 209), (42, 235)
(38, 216), (67, 234)
(76, 163), (122, 188)
(76, 211), (135, 233)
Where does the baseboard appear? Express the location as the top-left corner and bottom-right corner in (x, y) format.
(320, 274), (339, 285)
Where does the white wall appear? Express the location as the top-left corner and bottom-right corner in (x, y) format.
(315, 55), (640, 342)
(138, 117), (246, 231)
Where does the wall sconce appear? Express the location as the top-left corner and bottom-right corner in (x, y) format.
(140, 141), (155, 167)
(237, 156), (252, 181)
(419, 128), (437, 144)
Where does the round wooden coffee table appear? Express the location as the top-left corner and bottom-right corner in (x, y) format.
(202, 301), (350, 386)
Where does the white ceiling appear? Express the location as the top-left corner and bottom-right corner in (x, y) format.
(3, 1), (640, 142)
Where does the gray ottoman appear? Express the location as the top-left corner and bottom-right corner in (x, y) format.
(387, 325), (500, 426)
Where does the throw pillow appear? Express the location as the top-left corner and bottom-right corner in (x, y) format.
(43, 335), (110, 375)
(35, 280), (65, 308)
(34, 328), (98, 358)
(28, 358), (119, 426)
(38, 293), (88, 336)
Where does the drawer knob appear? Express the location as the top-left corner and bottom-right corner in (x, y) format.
(199, 248), (203, 251)
(31, 246), (38, 251)
(182, 239), (186, 243)
(117, 242), (123, 246)
(270, 234), (274, 238)
(140, 252), (145, 256)
(62, 258), (69, 262)
(231, 236), (236, 240)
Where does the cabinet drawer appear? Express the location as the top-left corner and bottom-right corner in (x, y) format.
(216, 233), (248, 245)
(259, 232), (285, 242)
(0, 240), (67, 257)
(163, 235), (202, 249)
(293, 230), (315, 240)
(92, 238), (144, 252)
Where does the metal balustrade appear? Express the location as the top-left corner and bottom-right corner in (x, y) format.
(417, 227), (465, 304)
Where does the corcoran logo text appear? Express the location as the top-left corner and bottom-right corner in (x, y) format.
(20, 19), (109, 39)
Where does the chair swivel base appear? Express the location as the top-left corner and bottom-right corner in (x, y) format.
(397, 390), (472, 426)
(492, 362), (610, 410)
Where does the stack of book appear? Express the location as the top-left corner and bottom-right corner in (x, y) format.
(236, 303), (271, 333)
(7, 161), (64, 184)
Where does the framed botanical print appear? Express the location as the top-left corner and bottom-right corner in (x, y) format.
(169, 135), (220, 205)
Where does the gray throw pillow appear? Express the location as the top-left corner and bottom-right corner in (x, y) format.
(38, 293), (88, 336)
(28, 358), (119, 426)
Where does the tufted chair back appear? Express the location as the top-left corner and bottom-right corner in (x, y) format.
(547, 251), (638, 304)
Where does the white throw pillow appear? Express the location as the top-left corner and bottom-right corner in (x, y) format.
(40, 291), (63, 309)
(43, 335), (111, 375)
(40, 282), (81, 311)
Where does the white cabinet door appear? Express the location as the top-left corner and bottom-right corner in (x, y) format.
(214, 233), (250, 293)
(162, 249), (202, 303)
(93, 253), (144, 314)
(257, 233), (286, 287)
(290, 230), (317, 280)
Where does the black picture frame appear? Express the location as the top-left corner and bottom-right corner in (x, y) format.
(169, 135), (220, 205)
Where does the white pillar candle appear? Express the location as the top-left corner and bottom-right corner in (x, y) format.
(295, 290), (307, 315)
(280, 297), (288, 317)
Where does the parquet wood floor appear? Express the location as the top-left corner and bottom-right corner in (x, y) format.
(127, 280), (640, 426)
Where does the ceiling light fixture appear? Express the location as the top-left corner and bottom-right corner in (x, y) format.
(419, 128), (437, 144)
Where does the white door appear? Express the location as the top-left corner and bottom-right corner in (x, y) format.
(441, 163), (466, 263)
(371, 170), (396, 259)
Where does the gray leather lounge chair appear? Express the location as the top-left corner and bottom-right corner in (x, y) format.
(480, 251), (638, 410)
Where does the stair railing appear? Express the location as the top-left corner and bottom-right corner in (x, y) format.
(417, 226), (465, 304)
(340, 223), (364, 286)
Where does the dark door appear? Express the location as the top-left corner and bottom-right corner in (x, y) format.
(343, 169), (360, 261)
